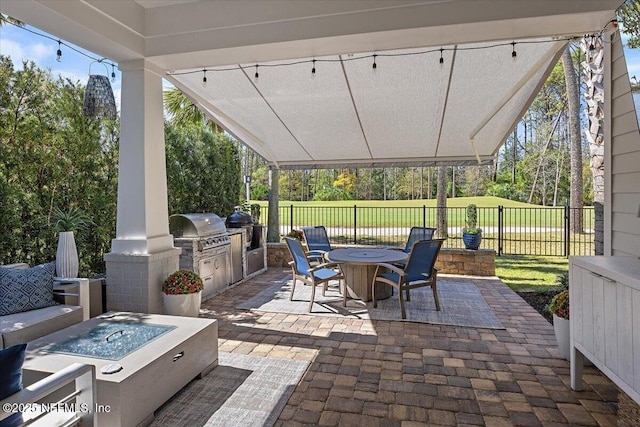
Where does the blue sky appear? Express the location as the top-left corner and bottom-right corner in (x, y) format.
(0, 23), (122, 106)
(2, 22), (640, 105)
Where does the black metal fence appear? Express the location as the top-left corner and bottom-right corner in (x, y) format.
(271, 205), (595, 256)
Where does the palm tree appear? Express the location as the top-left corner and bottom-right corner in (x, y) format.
(0, 14), (25, 28)
(581, 35), (605, 255)
(163, 87), (221, 132)
(561, 46), (583, 234)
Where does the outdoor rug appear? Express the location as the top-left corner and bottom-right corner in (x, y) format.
(237, 277), (504, 329)
(150, 352), (309, 427)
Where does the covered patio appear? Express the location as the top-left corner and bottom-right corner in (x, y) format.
(151, 268), (619, 426)
(0, 0), (622, 314)
(1, 1), (635, 425)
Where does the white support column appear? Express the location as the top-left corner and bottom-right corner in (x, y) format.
(105, 60), (179, 314)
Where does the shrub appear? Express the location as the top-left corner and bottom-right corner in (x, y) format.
(162, 270), (204, 295)
(548, 289), (569, 320)
(463, 204), (482, 234)
(286, 229), (304, 241)
(555, 272), (569, 291)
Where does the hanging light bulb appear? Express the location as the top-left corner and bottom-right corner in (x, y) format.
(372, 54), (377, 71)
(111, 64), (116, 82)
(439, 48), (444, 65)
(511, 42), (517, 61)
(254, 64), (259, 81)
(311, 59), (316, 79)
(202, 69), (207, 87)
(56, 40), (62, 63)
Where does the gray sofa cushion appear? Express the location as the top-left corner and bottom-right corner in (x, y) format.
(0, 305), (82, 348)
(0, 262), (57, 315)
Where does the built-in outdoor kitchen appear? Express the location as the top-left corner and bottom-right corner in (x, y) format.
(169, 207), (266, 301)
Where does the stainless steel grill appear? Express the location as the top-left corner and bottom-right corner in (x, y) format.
(169, 213), (231, 300)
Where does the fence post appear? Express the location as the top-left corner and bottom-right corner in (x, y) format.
(564, 205), (570, 257)
(423, 205), (426, 228)
(498, 205), (503, 256)
(353, 205), (357, 245)
(290, 205), (294, 232)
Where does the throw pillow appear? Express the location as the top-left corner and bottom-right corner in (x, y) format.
(0, 262), (57, 316)
(0, 343), (27, 427)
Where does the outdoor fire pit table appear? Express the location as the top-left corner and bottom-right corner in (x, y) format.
(23, 312), (218, 427)
(327, 248), (408, 301)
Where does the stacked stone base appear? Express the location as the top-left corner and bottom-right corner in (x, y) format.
(267, 243), (495, 276)
(436, 248), (495, 276)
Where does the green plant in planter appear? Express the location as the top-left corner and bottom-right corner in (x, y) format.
(548, 289), (569, 320)
(52, 207), (91, 233)
(286, 229), (304, 241)
(162, 270), (204, 295)
(462, 204), (482, 250)
(462, 204), (482, 234)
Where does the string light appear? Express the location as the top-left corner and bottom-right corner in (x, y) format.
(56, 40), (62, 62)
(167, 33), (606, 79)
(202, 69), (207, 87)
(111, 64), (116, 82)
(4, 21), (118, 81)
(311, 59), (316, 78)
(7, 18), (612, 86)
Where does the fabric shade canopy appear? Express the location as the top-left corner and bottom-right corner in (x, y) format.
(2, 0), (618, 169)
(170, 38), (566, 169)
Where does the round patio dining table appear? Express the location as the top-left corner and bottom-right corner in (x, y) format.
(327, 248), (408, 302)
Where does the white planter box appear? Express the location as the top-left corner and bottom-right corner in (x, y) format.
(163, 292), (202, 317)
(553, 314), (570, 360)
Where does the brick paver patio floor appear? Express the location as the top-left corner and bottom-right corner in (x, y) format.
(199, 268), (619, 426)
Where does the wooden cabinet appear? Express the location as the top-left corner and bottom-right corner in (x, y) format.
(570, 256), (640, 404)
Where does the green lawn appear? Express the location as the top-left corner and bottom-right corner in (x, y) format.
(495, 255), (567, 292)
(259, 196), (594, 229)
(256, 197), (578, 291)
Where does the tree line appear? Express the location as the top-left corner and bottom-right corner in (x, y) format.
(3, 1), (639, 271)
(243, 50), (591, 208)
(0, 56), (240, 276)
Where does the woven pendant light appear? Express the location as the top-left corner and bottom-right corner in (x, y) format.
(83, 61), (117, 120)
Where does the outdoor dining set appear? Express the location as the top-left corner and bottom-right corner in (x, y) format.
(284, 225), (444, 319)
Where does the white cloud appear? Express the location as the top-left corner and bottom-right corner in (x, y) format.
(51, 69), (87, 84)
(0, 38), (53, 68)
(29, 42), (52, 61)
(0, 39), (27, 67)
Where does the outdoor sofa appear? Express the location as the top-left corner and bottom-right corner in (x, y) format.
(0, 262), (89, 349)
